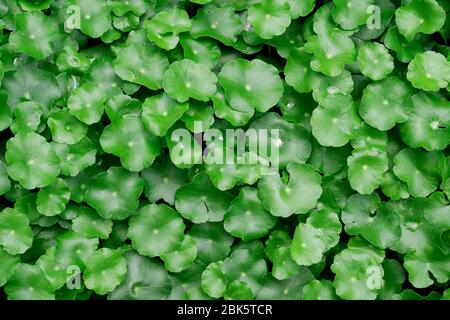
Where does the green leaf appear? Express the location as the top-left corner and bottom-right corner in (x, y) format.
(71, 206), (113, 239)
(4, 264), (54, 300)
(311, 94), (361, 147)
(258, 163), (322, 217)
(161, 235), (197, 273)
(224, 187), (277, 241)
(278, 86), (316, 127)
(201, 261), (227, 299)
(265, 230), (299, 280)
(144, 8), (191, 50)
(6, 132), (60, 189)
(422, 192), (450, 232)
(175, 173), (233, 223)
(2, 66), (61, 108)
(36, 178), (71, 217)
(351, 123), (388, 152)
(163, 59), (218, 102)
(379, 259), (406, 300)
(359, 77), (413, 131)
(407, 51), (450, 91)
(36, 247), (67, 291)
(56, 46), (91, 74)
(128, 204), (185, 257)
(307, 208), (342, 251)
(332, 0), (374, 30)
(256, 269), (314, 300)
(100, 115), (161, 172)
(212, 89), (255, 127)
(142, 94), (189, 136)
(0, 247), (20, 286)
(395, 0), (446, 41)
(13, 194), (40, 223)
(105, 94), (141, 122)
(109, 250), (172, 300)
(331, 239), (385, 300)
(0, 160), (10, 196)
(141, 158), (189, 206)
(68, 83), (106, 125)
(109, 0), (149, 16)
(84, 57), (124, 97)
(400, 92), (450, 151)
(396, 289), (441, 300)
(393, 148), (444, 198)
(249, 112), (312, 168)
(284, 48), (320, 93)
(191, 4), (242, 46)
(204, 150), (270, 191)
(0, 91), (13, 131)
(0, 208), (33, 255)
(384, 26), (426, 63)
(380, 171), (410, 201)
(10, 101), (45, 135)
(304, 33), (356, 77)
(347, 149), (389, 195)
(181, 102), (215, 132)
(221, 247), (267, 296)
(309, 141), (350, 176)
(248, 0), (291, 39)
(342, 195), (401, 248)
(303, 279), (338, 300)
(54, 230), (99, 270)
(188, 223), (234, 265)
(224, 280), (254, 300)
(48, 109), (88, 145)
(218, 58), (284, 113)
(183, 286), (214, 300)
(404, 245), (450, 288)
(52, 137), (97, 177)
(357, 42), (394, 81)
(83, 248), (127, 295)
(354, 0), (395, 40)
(18, 0), (53, 11)
(166, 124), (203, 169)
(290, 223), (325, 266)
(180, 34), (221, 69)
(312, 70), (354, 105)
(84, 167), (144, 220)
(286, 0), (316, 18)
(9, 12), (58, 60)
(113, 43), (169, 90)
(66, 0), (112, 38)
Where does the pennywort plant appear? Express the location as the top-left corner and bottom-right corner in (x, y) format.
(0, 0), (449, 301)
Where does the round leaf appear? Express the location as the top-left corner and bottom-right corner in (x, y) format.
(357, 42), (394, 81)
(258, 163), (322, 217)
(83, 248), (127, 295)
(163, 59), (218, 103)
(84, 167), (144, 220)
(218, 58), (284, 113)
(6, 132), (60, 189)
(0, 208), (33, 255)
(36, 178), (71, 216)
(224, 187), (277, 241)
(100, 115), (161, 172)
(128, 204), (185, 257)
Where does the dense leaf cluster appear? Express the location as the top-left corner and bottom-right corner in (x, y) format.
(0, 0), (449, 300)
